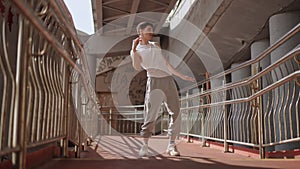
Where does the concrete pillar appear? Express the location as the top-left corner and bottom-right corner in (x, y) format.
(250, 39), (271, 111)
(251, 39), (271, 72)
(231, 63), (251, 83)
(269, 11), (300, 151)
(230, 62), (251, 113)
(270, 11), (300, 63)
(86, 54), (97, 87)
(251, 39), (273, 151)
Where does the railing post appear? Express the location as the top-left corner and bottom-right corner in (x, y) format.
(200, 87), (207, 147)
(77, 120), (81, 158)
(134, 108), (137, 135)
(63, 64), (70, 157)
(257, 78), (265, 159)
(109, 108), (112, 135)
(223, 80), (229, 152)
(161, 107), (164, 134)
(16, 15), (28, 169)
(223, 105), (229, 152)
(186, 91), (191, 143)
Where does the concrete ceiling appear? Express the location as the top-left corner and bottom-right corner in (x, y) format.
(91, 0), (178, 35)
(89, 0), (300, 81)
(180, 0), (300, 76)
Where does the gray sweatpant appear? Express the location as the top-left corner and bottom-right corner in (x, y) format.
(140, 76), (181, 139)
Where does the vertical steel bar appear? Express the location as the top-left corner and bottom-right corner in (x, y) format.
(258, 77), (265, 159)
(186, 91), (191, 143)
(47, 57), (55, 138)
(37, 55), (47, 140)
(31, 56), (42, 142)
(2, 13), (16, 150)
(56, 62), (63, 137)
(109, 108), (112, 135)
(63, 63), (69, 157)
(16, 15), (28, 169)
(296, 82), (300, 137)
(236, 86), (243, 142)
(49, 58), (57, 137)
(228, 90), (233, 142)
(266, 72), (274, 144)
(282, 63), (290, 140)
(223, 80), (229, 152)
(56, 60), (64, 137)
(201, 88), (206, 147)
(240, 86), (247, 142)
(77, 120), (81, 158)
(28, 64), (38, 142)
(223, 105), (228, 152)
(0, 28), (7, 151)
(42, 55), (51, 139)
(134, 108), (137, 135)
(26, 76), (33, 143)
(289, 60), (296, 139)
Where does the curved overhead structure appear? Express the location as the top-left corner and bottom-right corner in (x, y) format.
(172, 0), (300, 74)
(91, 0), (178, 35)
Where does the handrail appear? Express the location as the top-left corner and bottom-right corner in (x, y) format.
(27, 136), (65, 149)
(181, 23), (300, 93)
(0, 147), (21, 157)
(49, 0), (93, 83)
(12, 0), (94, 101)
(181, 46), (300, 98)
(100, 105), (144, 109)
(201, 70), (299, 108)
(0, 1), (99, 167)
(179, 20), (300, 159)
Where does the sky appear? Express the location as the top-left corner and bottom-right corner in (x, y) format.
(63, 0), (94, 35)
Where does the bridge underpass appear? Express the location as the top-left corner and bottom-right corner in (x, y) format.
(1, 0), (300, 169)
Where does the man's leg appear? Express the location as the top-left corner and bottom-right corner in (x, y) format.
(140, 89), (164, 156)
(140, 89), (164, 139)
(164, 79), (181, 156)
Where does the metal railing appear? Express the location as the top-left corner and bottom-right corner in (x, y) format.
(0, 0), (99, 168)
(180, 23), (300, 159)
(99, 105), (144, 135)
(99, 105), (170, 135)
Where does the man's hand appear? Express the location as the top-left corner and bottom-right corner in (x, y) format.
(132, 37), (141, 51)
(130, 37), (143, 71)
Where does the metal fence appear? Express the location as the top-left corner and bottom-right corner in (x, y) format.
(180, 23), (300, 158)
(99, 105), (169, 135)
(99, 105), (144, 135)
(0, 0), (99, 168)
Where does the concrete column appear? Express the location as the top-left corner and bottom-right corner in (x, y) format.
(231, 63), (251, 83)
(250, 39), (271, 111)
(251, 39), (271, 73)
(251, 39), (273, 151)
(230, 62), (251, 116)
(270, 11), (300, 63)
(269, 11), (300, 151)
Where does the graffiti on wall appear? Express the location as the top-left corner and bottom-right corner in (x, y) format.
(97, 55), (128, 74)
(96, 55), (147, 106)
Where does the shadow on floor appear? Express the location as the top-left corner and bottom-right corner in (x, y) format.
(37, 135), (300, 169)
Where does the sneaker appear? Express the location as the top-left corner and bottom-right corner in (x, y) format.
(139, 144), (149, 157)
(166, 144), (180, 156)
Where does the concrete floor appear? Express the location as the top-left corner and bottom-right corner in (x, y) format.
(38, 135), (300, 169)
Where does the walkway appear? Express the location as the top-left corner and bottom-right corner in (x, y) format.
(38, 135), (300, 169)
